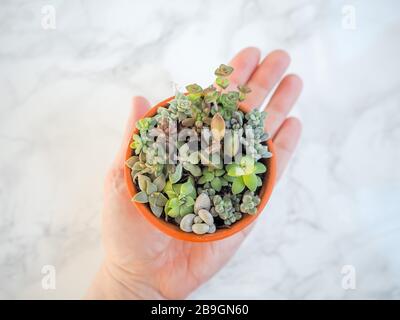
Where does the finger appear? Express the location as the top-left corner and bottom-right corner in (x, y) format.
(273, 117), (302, 181)
(245, 50), (290, 108)
(113, 96), (150, 169)
(264, 74), (303, 137)
(224, 47), (261, 89)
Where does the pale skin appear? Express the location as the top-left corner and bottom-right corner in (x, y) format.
(86, 48), (303, 299)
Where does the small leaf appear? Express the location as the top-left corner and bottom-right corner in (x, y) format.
(172, 183), (181, 195)
(216, 77), (229, 89)
(232, 177), (245, 195)
(169, 198), (181, 208)
(203, 171), (215, 182)
(137, 174), (151, 192)
(153, 175), (166, 192)
(125, 156), (138, 169)
(254, 162), (267, 174)
(215, 64), (234, 77)
(240, 156), (255, 175)
(148, 194), (156, 206)
(204, 90), (219, 103)
(180, 180), (195, 197)
(211, 177), (222, 192)
(150, 203), (163, 218)
(183, 163), (202, 177)
(153, 192), (168, 207)
(198, 176), (207, 184)
(132, 191), (148, 203)
(169, 163), (183, 184)
(214, 169), (225, 177)
(243, 173), (258, 192)
(237, 85), (251, 94)
(180, 205), (194, 216)
(167, 206), (180, 218)
(163, 181), (177, 199)
(211, 113), (225, 141)
(146, 182), (157, 195)
(256, 176), (262, 187)
(224, 131), (240, 158)
(186, 83), (203, 94)
(223, 174), (235, 182)
(226, 164), (245, 177)
(185, 196), (195, 207)
(188, 151), (200, 164)
(179, 143), (189, 156)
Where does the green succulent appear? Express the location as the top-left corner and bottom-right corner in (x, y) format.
(186, 83), (203, 102)
(168, 163), (183, 184)
(237, 85), (251, 101)
(242, 107), (272, 159)
(132, 174), (168, 217)
(197, 182), (217, 197)
(214, 64), (233, 90)
(226, 110), (244, 131)
(203, 85), (219, 104)
(215, 64), (234, 77)
(178, 143), (202, 177)
(244, 110), (268, 142)
(197, 167), (228, 192)
(130, 153), (164, 178)
(164, 178), (197, 218)
(136, 117), (156, 134)
(240, 191), (261, 215)
(226, 156), (266, 194)
(212, 92), (239, 119)
(130, 134), (142, 154)
(212, 194), (242, 226)
(245, 109), (266, 128)
(242, 129), (272, 160)
(169, 92), (192, 120)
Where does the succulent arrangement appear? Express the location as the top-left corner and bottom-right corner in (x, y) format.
(126, 64), (273, 235)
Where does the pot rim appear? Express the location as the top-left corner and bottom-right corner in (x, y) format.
(124, 96), (276, 242)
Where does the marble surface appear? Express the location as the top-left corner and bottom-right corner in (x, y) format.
(0, 0), (400, 299)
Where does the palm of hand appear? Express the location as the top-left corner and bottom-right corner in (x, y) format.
(101, 48), (302, 299)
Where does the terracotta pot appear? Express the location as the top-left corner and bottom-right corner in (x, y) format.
(124, 96), (276, 242)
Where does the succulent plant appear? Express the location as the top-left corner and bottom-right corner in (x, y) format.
(136, 117), (156, 134)
(130, 134), (146, 155)
(132, 174), (168, 217)
(127, 62), (273, 233)
(226, 110), (244, 131)
(185, 83), (203, 103)
(129, 152), (164, 179)
(241, 109), (272, 160)
(226, 156), (266, 194)
(212, 194), (242, 226)
(240, 191), (261, 215)
(164, 178), (197, 218)
(237, 85), (251, 101)
(178, 194), (216, 234)
(197, 167), (228, 192)
(169, 91), (192, 120)
(197, 182), (217, 197)
(178, 143), (202, 177)
(218, 92), (240, 119)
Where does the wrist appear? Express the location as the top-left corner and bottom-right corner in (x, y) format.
(85, 261), (166, 300)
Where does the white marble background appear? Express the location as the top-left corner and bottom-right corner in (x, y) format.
(0, 0), (399, 299)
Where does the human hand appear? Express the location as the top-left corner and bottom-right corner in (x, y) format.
(86, 48), (303, 299)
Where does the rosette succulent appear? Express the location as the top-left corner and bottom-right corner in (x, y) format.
(225, 156), (266, 194)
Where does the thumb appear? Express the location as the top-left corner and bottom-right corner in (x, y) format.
(113, 96), (150, 170)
